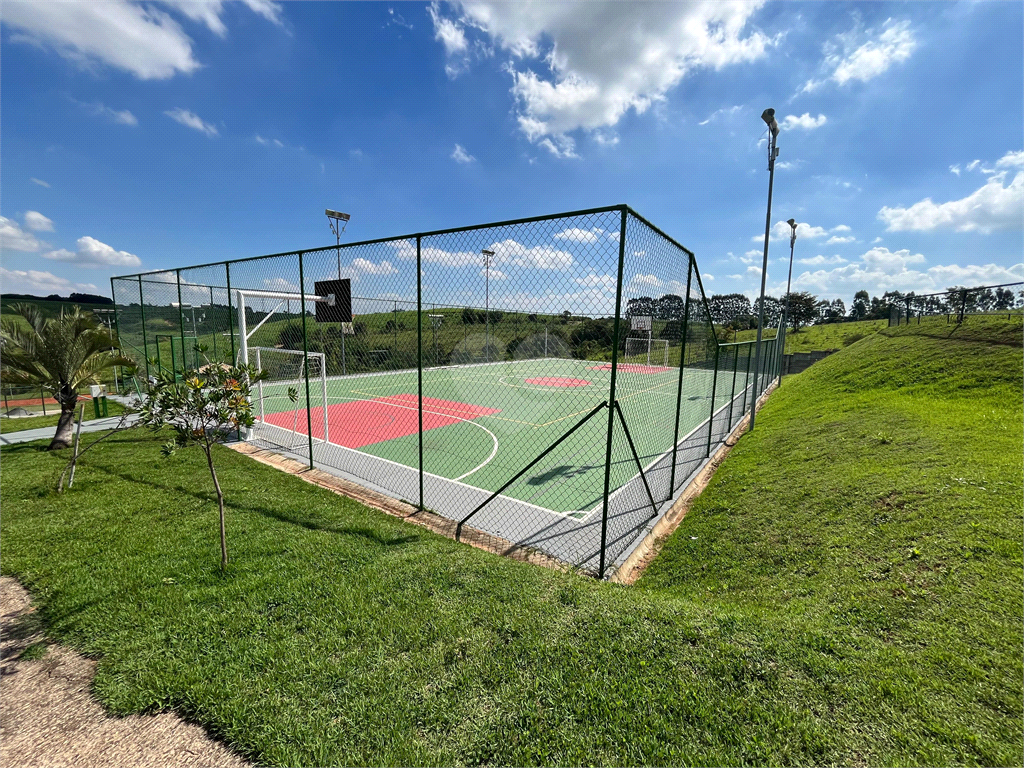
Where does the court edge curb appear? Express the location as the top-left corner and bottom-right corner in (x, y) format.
(227, 442), (575, 574)
(608, 380), (779, 586)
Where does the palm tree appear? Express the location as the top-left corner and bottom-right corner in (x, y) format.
(1, 304), (134, 450)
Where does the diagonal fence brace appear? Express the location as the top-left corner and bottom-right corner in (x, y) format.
(456, 400), (608, 541)
(613, 400), (659, 519)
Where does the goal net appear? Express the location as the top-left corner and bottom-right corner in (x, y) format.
(250, 347), (329, 449)
(624, 336), (669, 366)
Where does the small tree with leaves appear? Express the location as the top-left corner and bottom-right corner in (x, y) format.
(137, 352), (295, 570)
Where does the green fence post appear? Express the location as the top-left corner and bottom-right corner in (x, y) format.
(226, 264), (236, 365)
(706, 342), (720, 457)
(298, 252), (315, 470)
(667, 258), (693, 497)
(209, 286), (218, 362)
(176, 269), (186, 378)
(727, 344), (739, 431)
(743, 342), (753, 417)
(599, 206), (629, 578)
(138, 276), (150, 381)
(416, 235), (424, 511)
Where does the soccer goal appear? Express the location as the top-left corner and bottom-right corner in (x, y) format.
(625, 336), (669, 366)
(251, 347), (328, 449)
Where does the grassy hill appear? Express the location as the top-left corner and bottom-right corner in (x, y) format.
(732, 317), (888, 353)
(1, 318), (1020, 765)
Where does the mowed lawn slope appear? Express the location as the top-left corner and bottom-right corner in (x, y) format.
(1, 320), (1020, 766)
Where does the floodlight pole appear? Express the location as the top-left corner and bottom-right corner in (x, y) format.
(482, 249), (494, 363)
(326, 209), (351, 280)
(750, 108), (779, 432)
(780, 219), (797, 385)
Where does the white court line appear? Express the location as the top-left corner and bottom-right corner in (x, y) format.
(268, 392), (503, 484)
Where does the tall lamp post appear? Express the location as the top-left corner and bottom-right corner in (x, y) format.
(780, 218), (798, 384)
(325, 209), (351, 280)
(750, 107), (779, 432)
(481, 249), (494, 362)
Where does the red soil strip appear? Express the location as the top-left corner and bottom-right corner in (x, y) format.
(587, 363), (674, 374)
(263, 394), (499, 449)
(524, 377), (591, 388)
(3, 395), (95, 408)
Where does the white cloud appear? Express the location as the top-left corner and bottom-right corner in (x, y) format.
(451, 143), (476, 163)
(351, 258), (399, 276)
(878, 169), (1023, 234)
(802, 18), (915, 93)
(966, 160), (981, 172)
(165, 108), (218, 137)
(0, 267), (98, 295)
(42, 236), (141, 268)
(3, 0), (281, 79)
(630, 273), (663, 290)
(261, 277), (300, 293)
(780, 113), (826, 131)
(575, 273), (616, 291)
(0, 216), (45, 252)
(160, 0), (283, 36)
(3, 0), (199, 79)
(479, 267), (507, 280)
(554, 227), (601, 243)
(698, 105), (743, 126)
(591, 132), (619, 146)
(755, 221), (830, 242)
(431, 2), (773, 152)
(23, 211), (55, 232)
(826, 235), (856, 244)
(949, 164), (961, 176)
(490, 239), (574, 270)
(798, 255), (847, 266)
(872, 237), (883, 244)
(70, 98), (138, 126)
(30, 178), (50, 188)
(793, 248), (1024, 299)
(703, 273), (714, 281)
(831, 224), (851, 233)
(996, 150), (1024, 169)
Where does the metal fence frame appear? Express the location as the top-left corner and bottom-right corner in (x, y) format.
(111, 204), (783, 577)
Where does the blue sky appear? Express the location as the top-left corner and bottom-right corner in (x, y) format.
(1, 0), (1021, 308)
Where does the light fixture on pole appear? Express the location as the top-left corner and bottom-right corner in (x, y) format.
(481, 249), (495, 362)
(780, 218), (798, 384)
(325, 209), (351, 280)
(750, 107), (779, 431)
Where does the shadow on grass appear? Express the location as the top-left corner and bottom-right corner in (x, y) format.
(82, 461), (421, 548)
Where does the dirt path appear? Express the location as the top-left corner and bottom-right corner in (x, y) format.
(0, 577), (249, 768)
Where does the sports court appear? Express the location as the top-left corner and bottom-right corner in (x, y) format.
(113, 204), (782, 575)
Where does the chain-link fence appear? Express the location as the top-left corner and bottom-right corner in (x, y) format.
(888, 282), (1024, 327)
(111, 205), (782, 577)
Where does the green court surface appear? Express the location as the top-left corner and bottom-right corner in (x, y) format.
(254, 357), (741, 516)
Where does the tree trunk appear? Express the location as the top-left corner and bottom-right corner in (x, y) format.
(205, 446), (228, 571)
(48, 390), (78, 450)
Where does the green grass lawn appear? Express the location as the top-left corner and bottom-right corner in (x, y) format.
(1, 320), (1020, 766)
(734, 318), (887, 353)
(0, 400), (126, 435)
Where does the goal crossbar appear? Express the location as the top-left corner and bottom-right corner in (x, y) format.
(235, 288), (334, 366)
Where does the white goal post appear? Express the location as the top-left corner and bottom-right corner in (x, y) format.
(250, 347), (329, 448)
(625, 336), (669, 366)
(234, 288), (336, 367)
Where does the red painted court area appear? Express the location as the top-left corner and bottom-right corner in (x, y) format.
(263, 394), (499, 449)
(524, 377), (591, 388)
(587, 363), (673, 374)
